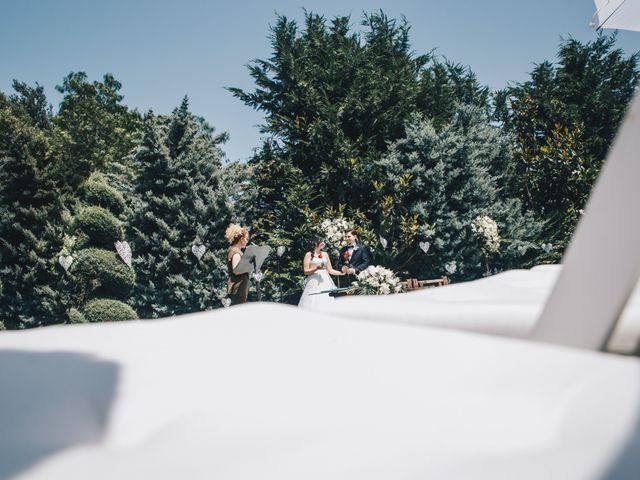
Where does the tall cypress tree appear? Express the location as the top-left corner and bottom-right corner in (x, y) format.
(129, 99), (232, 318)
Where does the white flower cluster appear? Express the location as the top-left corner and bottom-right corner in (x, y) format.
(354, 265), (404, 295)
(320, 217), (350, 252)
(471, 215), (500, 252)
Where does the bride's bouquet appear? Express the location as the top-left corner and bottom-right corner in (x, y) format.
(352, 265), (405, 295)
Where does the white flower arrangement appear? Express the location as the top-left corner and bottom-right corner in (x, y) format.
(320, 217), (350, 252)
(353, 265), (405, 295)
(471, 215), (500, 253)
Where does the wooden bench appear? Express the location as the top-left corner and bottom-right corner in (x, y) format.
(405, 277), (449, 291)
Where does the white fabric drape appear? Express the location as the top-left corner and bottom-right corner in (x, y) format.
(1, 305), (639, 479)
(592, 0), (640, 31)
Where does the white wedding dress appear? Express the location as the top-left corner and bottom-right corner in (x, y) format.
(298, 255), (337, 310)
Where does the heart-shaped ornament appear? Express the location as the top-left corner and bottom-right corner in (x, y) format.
(276, 245), (286, 257)
(445, 261), (457, 274)
(379, 236), (388, 249)
(192, 244), (206, 260)
(114, 240), (132, 267)
(58, 255), (74, 271)
(419, 241), (430, 254)
(221, 298), (232, 308)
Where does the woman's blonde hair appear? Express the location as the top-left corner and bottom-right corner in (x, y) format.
(225, 224), (249, 244)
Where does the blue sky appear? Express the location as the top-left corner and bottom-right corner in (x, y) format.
(1, 0), (638, 163)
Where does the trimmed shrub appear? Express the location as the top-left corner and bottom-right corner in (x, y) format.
(82, 299), (138, 323)
(83, 180), (126, 215)
(0, 320), (5, 331)
(75, 206), (122, 248)
(67, 307), (87, 324)
(73, 248), (135, 297)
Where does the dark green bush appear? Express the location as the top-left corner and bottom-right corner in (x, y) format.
(75, 206), (122, 247)
(72, 248), (135, 297)
(82, 299), (138, 323)
(83, 180), (126, 215)
(67, 307), (87, 324)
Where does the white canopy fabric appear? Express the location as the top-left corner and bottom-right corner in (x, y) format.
(318, 265), (640, 354)
(532, 77), (640, 350)
(592, 0), (640, 31)
(0, 305), (639, 479)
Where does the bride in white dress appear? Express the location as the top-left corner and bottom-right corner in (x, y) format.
(298, 237), (345, 310)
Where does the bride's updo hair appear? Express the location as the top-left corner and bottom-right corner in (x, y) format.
(225, 224), (249, 245)
(309, 236), (325, 253)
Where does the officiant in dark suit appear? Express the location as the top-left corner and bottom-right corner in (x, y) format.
(338, 228), (372, 287)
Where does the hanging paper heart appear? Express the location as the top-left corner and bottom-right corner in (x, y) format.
(419, 241), (430, 254)
(58, 255), (74, 271)
(541, 243), (553, 253)
(253, 270), (265, 283)
(379, 236), (388, 249)
(114, 240), (132, 267)
(445, 261), (457, 274)
(221, 298), (231, 308)
(276, 245), (286, 257)
(192, 244), (206, 260)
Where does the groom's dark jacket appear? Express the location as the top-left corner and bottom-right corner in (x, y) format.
(338, 243), (372, 275)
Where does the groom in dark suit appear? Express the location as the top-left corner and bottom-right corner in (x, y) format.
(338, 228), (372, 287)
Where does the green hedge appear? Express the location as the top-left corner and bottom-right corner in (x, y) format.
(73, 248), (135, 297)
(82, 299), (138, 323)
(75, 206), (122, 248)
(67, 307), (87, 324)
(83, 180), (126, 215)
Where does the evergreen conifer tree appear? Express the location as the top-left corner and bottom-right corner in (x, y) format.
(379, 105), (542, 280)
(0, 89), (64, 328)
(129, 99), (232, 317)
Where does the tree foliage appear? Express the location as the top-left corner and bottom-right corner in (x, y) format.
(128, 98), (232, 317)
(1, 15), (638, 325)
(379, 107), (542, 280)
(50, 72), (142, 189)
(0, 89), (64, 328)
(495, 34), (639, 254)
(230, 11), (490, 299)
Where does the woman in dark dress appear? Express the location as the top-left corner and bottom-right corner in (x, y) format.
(225, 224), (250, 305)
